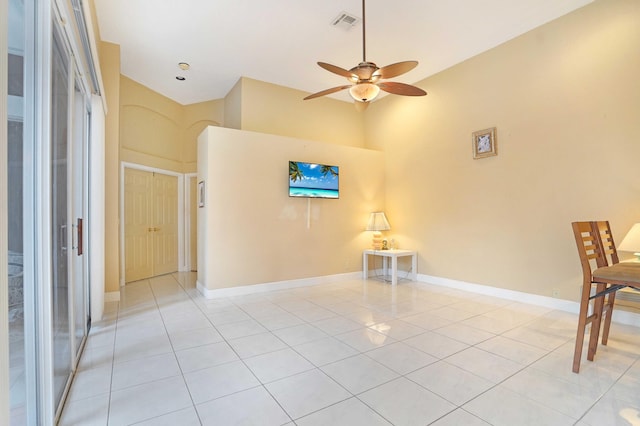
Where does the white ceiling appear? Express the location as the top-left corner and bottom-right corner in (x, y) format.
(94, 0), (593, 106)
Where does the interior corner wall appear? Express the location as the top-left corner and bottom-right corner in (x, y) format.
(100, 41), (121, 293)
(224, 78), (242, 130)
(365, 0), (640, 301)
(197, 126), (384, 291)
(182, 100), (224, 172)
(237, 77), (366, 148)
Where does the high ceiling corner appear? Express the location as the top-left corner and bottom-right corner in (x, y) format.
(94, 0), (594, 105)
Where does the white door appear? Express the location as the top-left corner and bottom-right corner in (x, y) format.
(124, 168), (178, 282)
(152, 172), (179, 276)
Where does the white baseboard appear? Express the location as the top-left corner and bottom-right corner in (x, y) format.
(104, 291), (120, 302)
(197, 272), (361, 299)
(192, 270), (640, 327)
(417, 273), (640, 327)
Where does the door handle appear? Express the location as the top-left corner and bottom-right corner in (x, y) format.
(77, 218), (83, 256)
(60, 224), (68, 253)
(148, 227), (160, 232)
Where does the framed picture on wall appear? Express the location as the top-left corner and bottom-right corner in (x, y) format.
(198, 181), (205, 208)
(472, 127), (497, 159)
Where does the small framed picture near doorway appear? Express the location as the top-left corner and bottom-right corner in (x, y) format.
(198, 180), (205, 208)
(472, 127), (497, 159)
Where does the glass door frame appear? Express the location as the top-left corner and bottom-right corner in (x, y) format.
(69, 71), (91, 366)
(49, 11), (93, 422)
(11, 0), (56, 424)
(1, 0), (10, 424)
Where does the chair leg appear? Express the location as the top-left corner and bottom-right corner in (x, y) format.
(601, 289), (616, 345)
(573, 280), (593, 373)
(587, 282), (607, 362)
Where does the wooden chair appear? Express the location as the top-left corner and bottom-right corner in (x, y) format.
(592, 221), (619, 345)
(571, 221), (640, 373)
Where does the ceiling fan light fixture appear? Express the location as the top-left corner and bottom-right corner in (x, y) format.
(349, 83), (380, 102)
(304, 0), (425, 105)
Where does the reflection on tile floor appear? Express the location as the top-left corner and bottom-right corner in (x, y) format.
(60, 272), (640, 425)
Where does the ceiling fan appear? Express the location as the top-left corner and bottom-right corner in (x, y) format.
(303, 0), (427, 111)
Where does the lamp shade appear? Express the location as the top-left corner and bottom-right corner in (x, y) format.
(618, 223), (640, 254)
(366, 212), (391, 231)
(349, 83), (380, 103)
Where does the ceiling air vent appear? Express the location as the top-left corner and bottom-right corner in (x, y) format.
(331, 12), (360, 30)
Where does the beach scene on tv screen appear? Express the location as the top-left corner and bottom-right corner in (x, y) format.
(289, 161), (339, 199)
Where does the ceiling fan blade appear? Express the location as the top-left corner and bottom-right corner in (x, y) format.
(303, 85), (352, 100)
(377, 81), (427, 96)
(317, 62), (357, 79)
(377, 61), (419, 79)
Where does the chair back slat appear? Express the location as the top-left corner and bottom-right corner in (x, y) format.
(572, 221), (606, 274)
(594, 221), (619, 266)
(572, 220), (620, 274)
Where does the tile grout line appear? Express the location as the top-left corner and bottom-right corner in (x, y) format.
(172, 272), (298, 424)
(64, 274), (640, 425)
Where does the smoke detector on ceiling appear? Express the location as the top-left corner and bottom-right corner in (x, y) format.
(331, 11), (360, 30)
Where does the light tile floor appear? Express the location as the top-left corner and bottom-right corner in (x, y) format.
(60, 272), (640, 426)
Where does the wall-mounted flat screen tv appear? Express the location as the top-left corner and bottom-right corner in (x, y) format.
(289, 161), (339, 199)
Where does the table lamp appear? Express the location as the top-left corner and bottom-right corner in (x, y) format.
(618, 223), (640, 261)
(366, 212), (390, 250)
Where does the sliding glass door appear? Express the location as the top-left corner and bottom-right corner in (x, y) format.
(51, 22), (91, 418)
(7, 0), (30, 423)
(71, 78), (89, 361)
(50, 25), (72, 409)
(5, 1), (93, 422)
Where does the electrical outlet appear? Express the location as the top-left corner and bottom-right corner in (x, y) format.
(552, 288), (560, 298)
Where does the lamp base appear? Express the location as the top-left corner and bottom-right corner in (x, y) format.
(371, 232), (383, 250)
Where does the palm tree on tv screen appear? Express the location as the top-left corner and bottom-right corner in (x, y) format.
(320, 165), (338, 177)
(289, 161), (304, 182)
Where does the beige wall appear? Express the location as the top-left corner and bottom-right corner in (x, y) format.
(120, 76), (183, 172)
(100, 41), (121, 294)
(198, 126), (384, 290)
(102, 0), (639, 301)
(119, 76), (223, 174)
(365, 0), (640, 301)
(118, 75), (365, 174)
(237, 77), (366, 148)
(183, 100), (224, 172)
